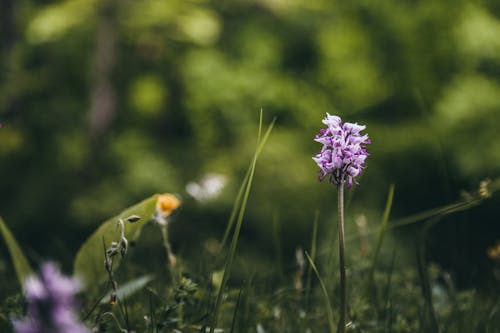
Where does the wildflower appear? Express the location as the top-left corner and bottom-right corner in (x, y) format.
(154, 194), (181, 267)
(312, 113), (370, 188)
(186, 173), (228, 202)
(156, 194), (181, 219)
(479, 179), (491, 198)
(488, 242), (500, 264)
(312, 113), (370, 333)
(13, 262), (89, 333)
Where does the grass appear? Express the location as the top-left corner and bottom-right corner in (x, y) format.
(209, 112), (276, 332)
(1, 126), (500, 332)
(305, 251), (336, 333)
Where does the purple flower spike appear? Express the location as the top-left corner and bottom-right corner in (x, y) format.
(313, 113), (370, 188)
(13, 262), (89, 333)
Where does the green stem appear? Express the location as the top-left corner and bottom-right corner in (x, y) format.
(338, 184), (346, 333)
(160, 223), (177, 283)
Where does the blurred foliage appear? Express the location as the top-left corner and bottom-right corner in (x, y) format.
(0, 216), (32, 290)
(1, 0), (500, 298)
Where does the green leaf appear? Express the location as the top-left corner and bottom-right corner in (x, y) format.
(73, 194), (160, 288)
(305, 251), (336, 333)
(367, 184), (395, 289)
(100, 275), (154, 304)
(0, 216), (33, 290)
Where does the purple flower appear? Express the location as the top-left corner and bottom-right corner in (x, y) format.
(313, 113), (370, 188)
(13, 262), (89, 333)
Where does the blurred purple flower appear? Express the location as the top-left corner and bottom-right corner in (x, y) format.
(313, 113), (370, 188)
(13, 262), (89, 333)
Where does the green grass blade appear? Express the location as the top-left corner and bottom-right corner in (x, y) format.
(74, 194), (160, 288)
(0, 216), (33, 290)
(257, 108), (263, 143)
(221, 110), (265, 249)
(230, 288), (243, 333)
(416, 222), (439, 333)
(305, 251), (336, 333)
(384, 250), (396, 332)
(346, 177), (500, 243)
(272, 210), (284, 281)
(209, 116), (275, 333)
(220, 167), (250, 248)
(100, 274), (154, 304)
(305, 210), (319, 311)
(368, 184), (394, 287)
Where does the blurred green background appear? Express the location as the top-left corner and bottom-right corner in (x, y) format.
(1, 0), (499, 290)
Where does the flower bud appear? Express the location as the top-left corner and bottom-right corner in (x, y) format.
(126, 215), (141, 223)
(120, 238), (128, 257)
(109, 291), (117, 305)
(106, 241), (119, 257)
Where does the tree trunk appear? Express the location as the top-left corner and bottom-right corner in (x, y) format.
(88, 1), (118, 139)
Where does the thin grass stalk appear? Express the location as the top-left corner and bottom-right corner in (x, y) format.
(416, 218), (440, 333)
(113, 296), (129, 331)
(368, 184), (395, 289)
(230, 288), (243, 333)
(384, 250), (396, 333)
(120, 297), (130, 331)
(344, 177), (500, 244)
(148, 291), (155, 333)
(83, 290), (108, 321)
(305, 252), (336, 333)
(272, 211), (284, 282)
(84, 239), (111, 321)
(240, 277), (253, 332)
(209, 117), (275, 333)
(220, 167), (250, 248)
(305, 210), (319, 311)
(220, 112), (264, 249)
(100, 312), (127, 332)
(337, 184), (347, 333)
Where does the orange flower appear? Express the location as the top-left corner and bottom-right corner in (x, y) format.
(156, 194), (181, 217)
(487, 242), (500, 264)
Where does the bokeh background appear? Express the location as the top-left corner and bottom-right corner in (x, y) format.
(1, 0), (500, 291)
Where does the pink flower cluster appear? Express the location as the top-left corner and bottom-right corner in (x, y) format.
(313, 113), (370, 188)
(13, 263), (89, 333)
